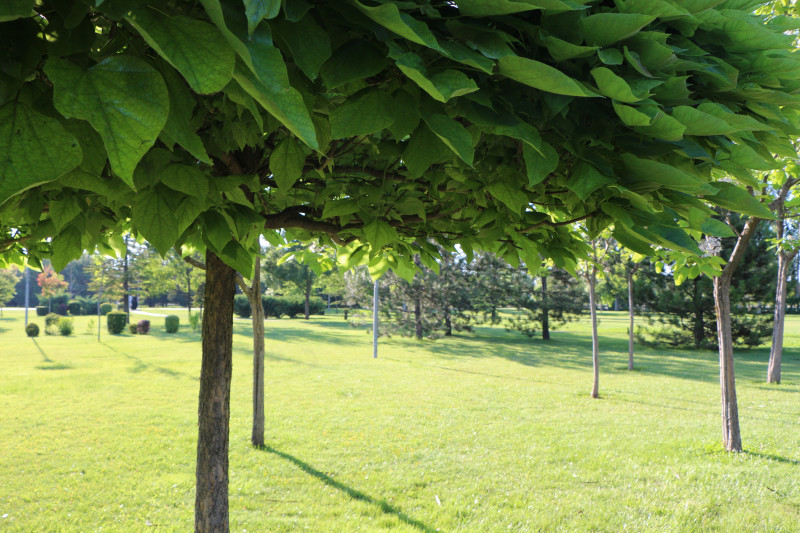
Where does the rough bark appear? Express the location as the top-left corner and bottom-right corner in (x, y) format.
(248, 261), (265, 446)
(626, 269), (634, 370)
(541, 274), (550, 340)
(768, 248), (798, 384)
(589, 266), (599, 399)
(195, 251), (236, 532)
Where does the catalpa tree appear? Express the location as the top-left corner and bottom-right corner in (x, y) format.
(1, 1), (799, 530)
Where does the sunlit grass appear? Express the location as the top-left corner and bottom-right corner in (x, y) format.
(1, 308), (798, 532)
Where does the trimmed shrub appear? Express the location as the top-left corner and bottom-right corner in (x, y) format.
(128, 323), (138, 334)
(58, 317), (74, 336)
(165, 315), (179, 333)
(262, 295), (325, 318)
(107, 311), (127, 334)
(25, 323), (39, 337)
(234, 294), (251, 318)
(99, 303), (113, 316)
(55, 303), (68, 316)
(45, 313), (60, 327)
(137, 319), (150, 335)
(188, 312), (201, 332)
(35, 306), (47, 317)
(67, 300), (82, 316)
(79, 297), (98, 316)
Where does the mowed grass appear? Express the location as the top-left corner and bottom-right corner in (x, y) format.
(0, 308), (798, 532)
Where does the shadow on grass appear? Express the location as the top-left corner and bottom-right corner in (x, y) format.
(31, 338), (74, 370)
(744, 450), (799, 466)
(99, 341), (194, 379)
(261, 445), (437, 533)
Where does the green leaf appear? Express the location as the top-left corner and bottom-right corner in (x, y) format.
(542, 35), (598, 62)
(321, 198), (359, 219)
(566, 162), (613, 200)
(274, 14), (332, 81)
(634, 111), (685, 141)
(49, 197), (83, 231)
(648, 224), (701, 254)
(161, 164), (209, 199)
(0, 101), (82, 206)
(321, 39), (386, 89)
(701, 218), (736, 238)
(621, 154), (715, 194)
(221, 240), (255, 278)
(612, 101), (652, 126)
(363, 220), (399, 250)
(131, 185), (181, 255)
(612, 224), (654, 255)
(523, 142), (558, 186)
(158, 65), (211, 163)
(244, 0), (280, 35)
(456, 0), (576, 15)
(671, 106), (737, 136)
(330, 89), (395, 139)
(45, 56), (169, 187)
(498, 55), (598, 97)
(581, 13), (654, 47)
(352, 0), (441, 51)
(392, 49), (479, 102)
(270, 137), (306, 189)
(125, 9), (235, 94)
(423, 114), (474, 166)
(50, 226), (84, 272)
(590, 67), (648, 102)
(705, 181), (776, 220)
(488, 181), (527, 214)
(402, 124), (449, 178)
(0, 0), (33, 22)
(202, 210), (233, 252)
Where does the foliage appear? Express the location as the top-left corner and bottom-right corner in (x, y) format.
(36, 267), (68, 302)
(25, 322), (39, 337)
(58, 317), (74, 336)
(233, 294), (251, 319)
(235, 293), (324, 318)
(67, 300), (82, 316)
(188, 312), (201, 332)
(45, 313), (60, 327)
(35, 306), (47, 317)
(128, 323), (138, 334)
(99, 303), (113, 316)
(504, 267), (585, 338)
(165, 315), (180, 334)
(0, 268), (19, 307)
(137, 320), (151, 335)
(106, 311), (127, 334)
(40, 292), (69, 311)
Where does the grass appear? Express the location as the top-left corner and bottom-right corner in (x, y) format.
(0, 308), (799, 532)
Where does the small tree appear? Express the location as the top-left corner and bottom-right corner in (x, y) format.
(37, 265), (68, 312)
(0, 268), (20, 317)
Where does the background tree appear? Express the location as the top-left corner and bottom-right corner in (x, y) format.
(0, 268), (20, 317)
(37, 265), (69, 312)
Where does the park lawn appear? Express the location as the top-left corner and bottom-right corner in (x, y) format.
(0, 309), (798, 532)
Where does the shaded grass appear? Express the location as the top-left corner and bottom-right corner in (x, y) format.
(0, 309), (798, 532)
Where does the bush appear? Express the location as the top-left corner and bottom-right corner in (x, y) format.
(137, 319), (150, 335)
(45, 313), (60, 327)
(165, 315), (180, 333)
(234, 294), (251, 318)
(58, 317), (74, 336)
(188, 312), (201, 332)
(107, 311), (127, 334)
(55, 303), (68, 316)
(25, 323), (39, 337)
(262, 295), (325, 318)
(35, 306), (47, 317)
(85, 318), (95, 335)
(41, 292), (69, 310)
(129, 323), (138, 334)
(99, 303), (113, 316)
(67, 300), (82, 316)
(78, 297), (98, 316)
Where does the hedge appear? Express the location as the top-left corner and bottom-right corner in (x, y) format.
(232, 295), (325, 319)
(165, 315), (179, 333)
(107, 311), (127, 334)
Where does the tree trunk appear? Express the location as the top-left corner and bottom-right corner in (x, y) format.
(768, 250), (796, 384)
(692, 278), (704, 348)
(188, 272), (193, 321)
(304, 276), (311, 320)
(444, 308), (452, 336)
(123, 243), (129, 322)
(589, 267), (599, 399)
(541, 275), (550, 340)
(626, 269), (634, 370)
(195, 251), (236, 532)
(414, 297), (422, 340)
(249, 260), (265, 447)
(713, 274), (742, 452)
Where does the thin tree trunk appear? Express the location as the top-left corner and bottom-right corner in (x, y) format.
(626, 269), (634, 370)
(692, 278), (704, 348)
(541, 274), (550, 340)
(123, 243), (129, 322)
(713, 274), (741, 452)
(444, 308), (452, 336)
(304, 276), (311, 320)
(249, 260), (265, 446)
(414, 298), (422, 340)
(768, 250), (796, 384)
(589, 267), (599, 399)
(188, 272), (193, 321)
(195, 251), (236, 532)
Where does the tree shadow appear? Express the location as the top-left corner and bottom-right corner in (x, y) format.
(31, 338), (74, 370)
(744, 450), (799, 466)
(260, 445), (437, 533)
(99, 341), (194, 379)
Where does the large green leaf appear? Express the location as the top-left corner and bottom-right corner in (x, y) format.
(423, 114), (474, 166)
(590, 67), (648, 102)
(622, 154), (715, 194)
(160, 164), (209, 199)
(456, 0), (577, 15)
(523, 142), (558, 186)
(274, 14), (332, 81)
(244, 0), (280, 35)
(498, 55), (598, 97)
(542, 35), (598, 62)
(131, 185), (182, 255)
(0, 0), (33, 22)
(612, 101), (652, 126)
(270, 137), (306, 189)
(671, 106), (737, 136)
(352, 0), (441, 51)
(566, 162), (613, 200)
(45, 56), (169, 187)
(363, 219), (399, 250)
(581, 13), (654, 46)
(705, 181), (776, 219)
(0, 101), (82, 206)
(321, 39), (386, 89)
(392, 48), (479, 102)
(403, 124), (449, 178)
(488, 180), (527, 214)
(330, 89), (395, 139)
(158, 64), (211, 163)
(125, 9), (235, 94)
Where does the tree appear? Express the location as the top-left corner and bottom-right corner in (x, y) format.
(2, 2), (799, 530)
(37, 265), (69, 312)
(0, 268), (19, 316)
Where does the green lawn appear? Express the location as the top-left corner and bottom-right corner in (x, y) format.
(1, 309), (798, 532)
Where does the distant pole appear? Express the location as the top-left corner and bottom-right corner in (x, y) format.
(372, 280), (379, 359)
(24, 268), (30, 327)
(97, 289), (102, 342)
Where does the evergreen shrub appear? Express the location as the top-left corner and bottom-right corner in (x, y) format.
(165, 315), (179, 333)
(25, 323), (39, 337)
(107, 311), (127, 334)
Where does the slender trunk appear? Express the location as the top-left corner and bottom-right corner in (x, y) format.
(304, 276), (311, 320)
(627, 269), (634, 370)
(692, 278), (704, 348)
(713, 275), (741, 452)
(372, 280), (379, 358)
(195, 251), (236, 532)
(768, 250), (795, 384)
(444, 308), (452, 336)
(188, 272), (193, 321)
(414, 297), (422, 340)
(249, 261), (265, 446)
(123, 245), (129, 322)
(541, 275), (550, 340)
(589, 267), (599, 399)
